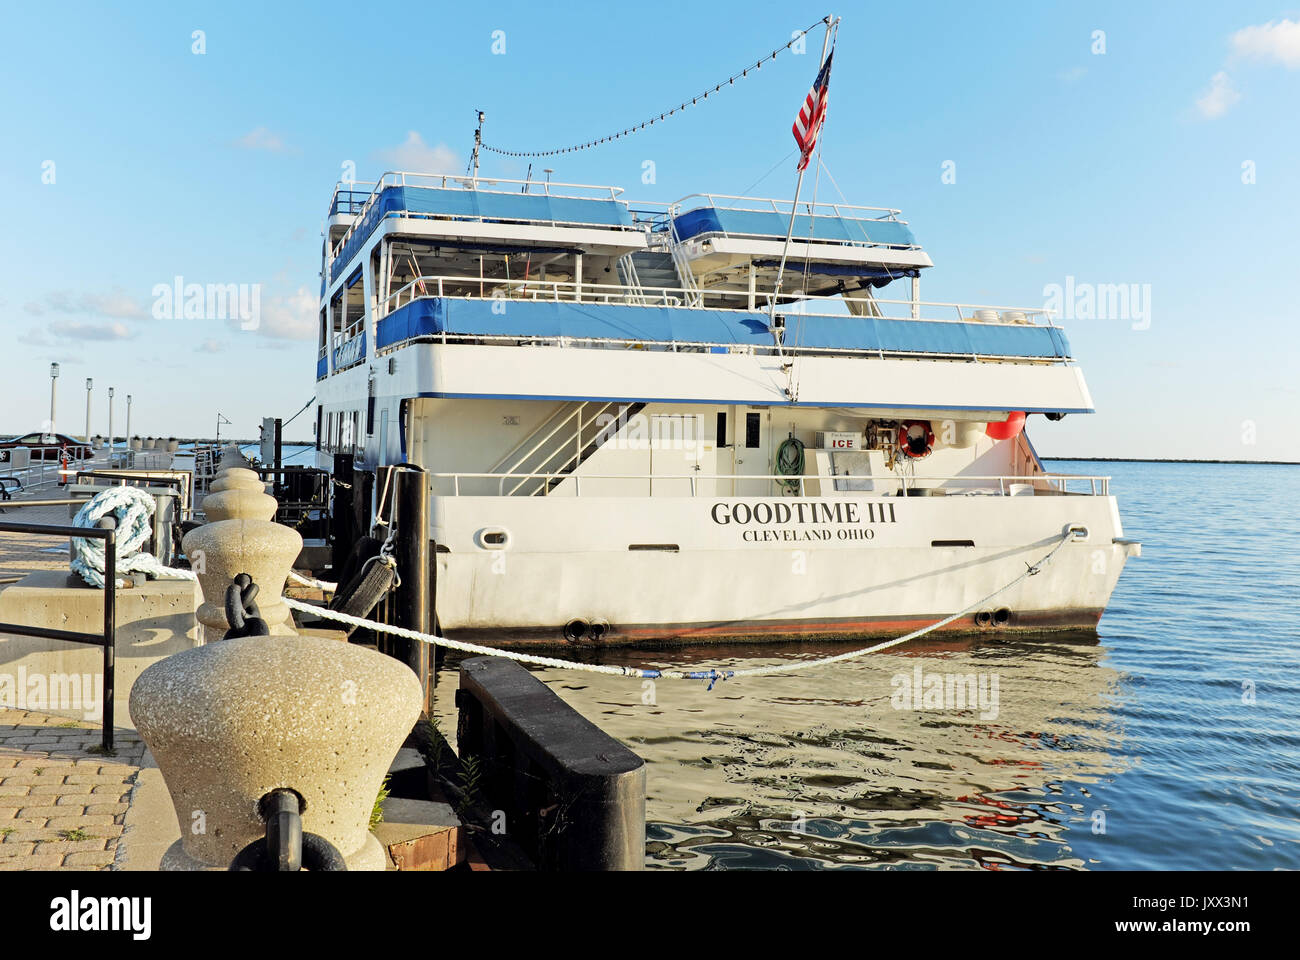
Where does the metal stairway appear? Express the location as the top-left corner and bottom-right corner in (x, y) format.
(628, 252), (681, 298)
(666, 220), (704, 307)
(540, 401), (646, 495)
(491, 401), (647, 496)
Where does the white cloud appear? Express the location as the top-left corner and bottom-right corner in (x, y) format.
(375, 132), (459, 174)
(49, 319), (134, 341)
(1230, 18), (1300, 67)
(1196, 71), (1240, 118)
(32, 287), (148, 320)
(252, 286), (317, 341)
(234, 126), (293, 154)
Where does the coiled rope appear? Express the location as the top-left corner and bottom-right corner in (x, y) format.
(70, 486), (193, 589)
(276, 529), (1078, 686)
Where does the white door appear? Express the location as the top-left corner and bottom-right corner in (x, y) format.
(732, 406), (771, 496)
(649, 414), (703, 496)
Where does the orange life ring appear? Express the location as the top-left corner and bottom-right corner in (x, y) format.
(898, 420), (934, 459)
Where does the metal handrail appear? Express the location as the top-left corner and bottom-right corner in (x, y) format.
(379, 274), (1056, 325)
(328, 170), (630, 264)
(0, 451), (94, 491)
(500, 402), (616, 496)
(427, 471), (1111, 498)
(671, 192), (905, 220)
(667, 216), (703, 308)
(331, 316), (365, 351)
(0, 520), (116, 751)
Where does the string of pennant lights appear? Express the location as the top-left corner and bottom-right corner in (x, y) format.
(479, 16), (832, 158)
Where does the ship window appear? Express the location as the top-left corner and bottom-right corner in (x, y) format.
(716, 411), (727, 447)
(745, 412), (761, 449)
(315, 407), (323, 451)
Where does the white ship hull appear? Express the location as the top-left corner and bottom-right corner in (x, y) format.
(431, 492), (1137, 647)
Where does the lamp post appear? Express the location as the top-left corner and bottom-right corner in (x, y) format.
(107, 387), (115, 462)
(126, 394), (133, 449)
(48, 363), (59, 438)
(84, 378), (93, 445)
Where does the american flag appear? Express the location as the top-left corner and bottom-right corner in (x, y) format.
(792, 51), (833, 171)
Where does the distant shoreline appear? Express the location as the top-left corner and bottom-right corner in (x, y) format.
(1045, 457), (1299, 465)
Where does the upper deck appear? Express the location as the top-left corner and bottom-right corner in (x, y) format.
(322, 173), (933, 299)
(326, 173), (646, 290)
(314, 171), (1076, 411)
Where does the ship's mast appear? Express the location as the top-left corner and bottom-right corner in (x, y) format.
(471, 110), (485, 180)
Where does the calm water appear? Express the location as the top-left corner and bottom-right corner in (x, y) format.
(434, 461), (1300, 870)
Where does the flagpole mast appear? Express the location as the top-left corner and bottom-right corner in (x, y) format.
(769, 16), (836, 342)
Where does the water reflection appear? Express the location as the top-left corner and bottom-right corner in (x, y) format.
(434, 633), (1128, 870)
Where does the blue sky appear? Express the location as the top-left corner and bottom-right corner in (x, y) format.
(2, 1), (1297, 459)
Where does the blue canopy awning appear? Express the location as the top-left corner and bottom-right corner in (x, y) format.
(673, 206), (918, 248)
(377, 298), (773, 350)
(330, 186), (635, 284)
(376, 298), (1071, 359)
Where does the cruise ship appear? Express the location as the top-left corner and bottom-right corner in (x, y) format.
(312, 168), (1139, 647)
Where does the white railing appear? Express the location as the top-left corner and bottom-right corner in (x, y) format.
(381, 273), (1057, 329)
(671, 192), (905, 222)
(0, 450), (95, 491)
(615, 253), (646, 304)
(329, 315), (365, 366)
(328, 170), (631, 265)
(496, 401), (620, 497)
(428, 471), (1110, 498)
(667, 218), (704, 308)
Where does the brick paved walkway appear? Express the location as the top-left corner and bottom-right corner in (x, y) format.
(0, 709), (146, 870)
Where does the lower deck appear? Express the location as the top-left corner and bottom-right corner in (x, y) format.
(313, 391), (1133, 649)
(322, 393), (1073, 498)
(428, 490), (1135, 647)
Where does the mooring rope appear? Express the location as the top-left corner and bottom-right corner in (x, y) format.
(275, 529), (1078, 686)
(287, 569), (337, 592)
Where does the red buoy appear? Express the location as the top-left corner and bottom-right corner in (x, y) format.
(985, 411), (1026, 440)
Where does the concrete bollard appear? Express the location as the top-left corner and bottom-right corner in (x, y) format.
(209, 467), (266, 494)
(131, 632), (423, 870)
(218, 445), (250, 471)
(182, 519), (302, 642)
(201, 487), (278, 523)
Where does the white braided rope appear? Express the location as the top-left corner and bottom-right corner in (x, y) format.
(71, 486), (192, 589)
(287, 569), (338, 592)
(278, 530), (1076, 682)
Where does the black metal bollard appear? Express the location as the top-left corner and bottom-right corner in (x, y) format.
(330, 453), (355, 580)
(457, 656), (646, 870)
(390, 467), (430, 713)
